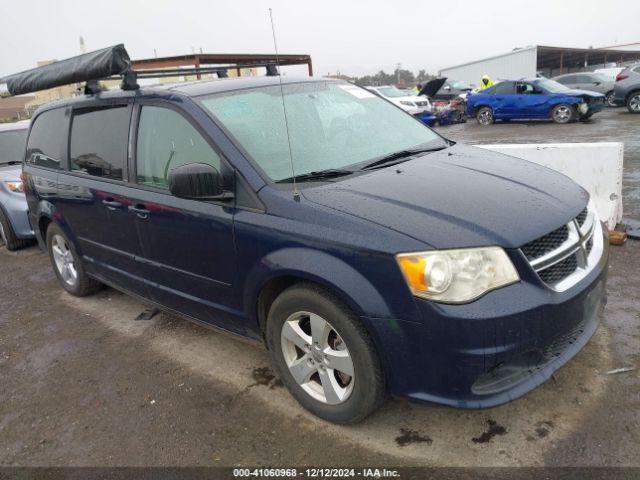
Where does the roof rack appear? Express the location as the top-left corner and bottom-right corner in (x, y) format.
(1, 44), (302, 99)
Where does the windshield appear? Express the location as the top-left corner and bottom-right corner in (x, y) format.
(0, 129), (28, 164)
(534, 78), (571, 93)
(375, 86), (408, 98)
(200, 82), (443, 182)
(450, 81), (471, 90)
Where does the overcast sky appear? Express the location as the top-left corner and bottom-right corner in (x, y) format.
(1, 0), (639, 79)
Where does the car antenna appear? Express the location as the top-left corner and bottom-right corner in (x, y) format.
(269, 8), (300, 202)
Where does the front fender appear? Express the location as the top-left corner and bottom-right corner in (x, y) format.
(243, 247), (394, 324)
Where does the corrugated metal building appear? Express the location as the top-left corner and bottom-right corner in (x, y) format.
(439, 45), (640, 86)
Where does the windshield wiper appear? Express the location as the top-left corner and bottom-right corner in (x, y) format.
(358, 146), (448, 170)
(276, 169), (354, 184)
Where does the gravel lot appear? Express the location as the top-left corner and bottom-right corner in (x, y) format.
(1, 108), (638, 467)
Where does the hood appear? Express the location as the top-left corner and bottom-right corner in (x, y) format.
(302, 144), (588, 250)
(561, 89), (605, 98)
(393, 95), (422, 104)
(0, 164), (22, 181)
(419, 77), (447, 98)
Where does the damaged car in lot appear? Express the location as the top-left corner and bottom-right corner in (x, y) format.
(0, 120), (34, 250)
(467, 78), (605, 125)
(14, 46), (609, 424)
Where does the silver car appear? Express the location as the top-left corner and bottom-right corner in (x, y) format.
(552, 72), (616, 107)
(0, 120), (34, 250)
(612, 63), (640, 114)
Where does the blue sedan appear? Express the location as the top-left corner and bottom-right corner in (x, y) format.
(466, 78), (605, 125)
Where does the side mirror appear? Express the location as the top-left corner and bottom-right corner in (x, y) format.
(168, 163), (234, 201)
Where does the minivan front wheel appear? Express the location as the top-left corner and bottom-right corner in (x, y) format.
(46, 224), (102, 296)
(266, 284), (385, 423)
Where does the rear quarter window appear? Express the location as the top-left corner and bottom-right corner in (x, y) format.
(26, 108), (68, 170)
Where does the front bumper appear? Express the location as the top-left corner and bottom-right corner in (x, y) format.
(365, 233), (609, 408)
(1, 195), (34, 239)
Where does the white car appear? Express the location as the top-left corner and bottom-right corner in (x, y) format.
(594, 67), (625, 81)
(366, 86), (432, 115)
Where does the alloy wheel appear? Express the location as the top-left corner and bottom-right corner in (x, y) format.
(605, 92), (616, 107)
(554, 105), (572, 123)
(51, 234), (78, 286)
(280, 311), (355, 405)
(629, 94), (640, 112)
(477, 109), (492, 125)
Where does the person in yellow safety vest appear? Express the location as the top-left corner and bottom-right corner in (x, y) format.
(479, 74), (494, 90)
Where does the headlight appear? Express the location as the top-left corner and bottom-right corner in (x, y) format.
(3, 181), (24, 193)
(396, 247), (519, 303)
(399, 101), (416, 107)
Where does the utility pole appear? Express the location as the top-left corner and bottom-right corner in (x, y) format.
(395, 63), (401, 84)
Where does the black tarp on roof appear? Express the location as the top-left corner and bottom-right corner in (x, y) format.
(0, 44), (130, 96)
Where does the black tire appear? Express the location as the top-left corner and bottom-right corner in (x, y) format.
(551, 103), (575, 124)
(627, 92), (640, 114)
(0, 208), (31, 251)
(266, 283), (386, 424)
(605, 91), (616, 107)
(46, 223), (103, 296)
(476, 106), (494, 125)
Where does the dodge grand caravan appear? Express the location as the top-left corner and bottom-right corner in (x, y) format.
(23, 77), (608, 423)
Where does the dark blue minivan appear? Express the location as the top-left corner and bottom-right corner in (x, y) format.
(23, 77), (608, 423)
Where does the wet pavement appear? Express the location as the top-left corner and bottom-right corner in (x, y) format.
(0, 108), (639, 467)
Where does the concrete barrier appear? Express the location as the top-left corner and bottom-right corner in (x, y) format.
(475, 142), (624, 228)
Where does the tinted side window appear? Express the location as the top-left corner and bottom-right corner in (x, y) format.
(26, 108), (68, 170)
(70, 106), (130, 180)
(0, 129), (28, 163)
(493, 82), (515, 94)
(556, 75), (574, 85)
(136, 106), (221, 189)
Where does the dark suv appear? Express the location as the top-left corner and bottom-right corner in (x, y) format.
(23, 77), (608, 423)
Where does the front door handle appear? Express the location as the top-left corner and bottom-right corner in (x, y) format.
(128, 204), (151, 219)
(102, 199), (123, 210)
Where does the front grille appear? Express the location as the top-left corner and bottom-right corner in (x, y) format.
(520, 203), (600, 291)
(576, 207), (588, 227)
(521, 225), (569, 261)
(538, 253), (578, 284)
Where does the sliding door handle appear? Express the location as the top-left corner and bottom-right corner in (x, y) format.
(128, 204), (150, 219)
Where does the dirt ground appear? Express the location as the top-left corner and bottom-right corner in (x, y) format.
(0, 108), (638, 467)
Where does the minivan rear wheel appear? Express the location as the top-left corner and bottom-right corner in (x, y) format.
(46, 223), (102, 296)
(627, 92), (640, 114)
(266, 283), (385, 423)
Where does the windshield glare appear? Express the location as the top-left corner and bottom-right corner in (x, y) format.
(534, 78), (571, 93)
(200, 82), (443, 182)
(0, 129), (28, 164)
(376, 86), (408, 98)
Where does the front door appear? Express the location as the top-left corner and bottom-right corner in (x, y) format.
(127, 102), (241, 333)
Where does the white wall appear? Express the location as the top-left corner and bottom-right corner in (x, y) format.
(439, 47), (537, 86)
(475, 143), (624, 228)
